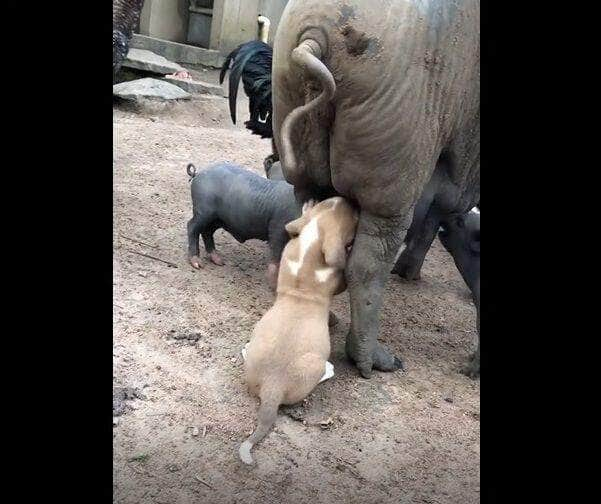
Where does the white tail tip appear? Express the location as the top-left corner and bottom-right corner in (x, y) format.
(239, 441), (254, 465)
(318, 361), (335, 384)
(241, 342), (250, 361)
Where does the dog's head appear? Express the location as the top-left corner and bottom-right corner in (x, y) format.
(315, 197), (358, 270)
(284, 197), (358, 295)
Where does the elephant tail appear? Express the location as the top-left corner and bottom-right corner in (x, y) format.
(280, 31), (336, 181)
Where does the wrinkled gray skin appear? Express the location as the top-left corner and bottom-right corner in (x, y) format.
(187, 163), (300, 277)
(272, 0), (480, 378)
(268, 157), (481, 375)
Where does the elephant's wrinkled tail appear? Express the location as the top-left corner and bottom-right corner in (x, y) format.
(239, 384), (283, 465)
(280, 36), (336, 181)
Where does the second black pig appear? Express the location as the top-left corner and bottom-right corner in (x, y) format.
(437, 208), (480, 377)
(186, 162), (301, 289)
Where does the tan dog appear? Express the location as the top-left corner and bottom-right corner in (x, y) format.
(239, 196), (358, 464)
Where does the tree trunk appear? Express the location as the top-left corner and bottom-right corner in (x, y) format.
(113, 0), (146, 81)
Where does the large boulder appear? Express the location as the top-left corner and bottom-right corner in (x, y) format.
(113, 78), (191, 101)
(163, 75), (224, 97)
(122, 48), (186, 75)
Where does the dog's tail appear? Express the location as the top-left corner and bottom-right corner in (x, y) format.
(239, 383), (283, 465)
(186, 163), (197, 181)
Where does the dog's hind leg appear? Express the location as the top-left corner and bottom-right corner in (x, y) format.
(287, 353), (331, 402)
(239, 383), (283, 465)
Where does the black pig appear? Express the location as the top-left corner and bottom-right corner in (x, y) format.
(186, 162), (301, 289)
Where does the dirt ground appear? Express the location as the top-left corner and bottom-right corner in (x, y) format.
(113, 75), (480, 504)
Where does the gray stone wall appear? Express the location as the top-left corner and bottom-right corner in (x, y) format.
(137, 0), (291, 58)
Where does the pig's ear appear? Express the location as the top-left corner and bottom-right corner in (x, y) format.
(322, 231), (347, 270)
(285, 215), (307, 237)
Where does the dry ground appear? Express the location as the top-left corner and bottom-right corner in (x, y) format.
(113, 79), (480, 504)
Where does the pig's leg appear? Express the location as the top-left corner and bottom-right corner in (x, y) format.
(266, 227), (287, 291)
(463, 303), (480, 378)
(187, 214), (205, 269)
(345, 211), (408, 378)
(439, 222), (480, 378)
(392, 208), (440, 281)
(462, 285), (480, 378)
(201, 224), (224, 266)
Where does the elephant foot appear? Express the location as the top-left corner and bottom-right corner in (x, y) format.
(461, 351), (480, 379)
(345, 334), (404, 379)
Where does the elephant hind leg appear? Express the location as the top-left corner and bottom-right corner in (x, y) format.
(345, 211), (411, 378)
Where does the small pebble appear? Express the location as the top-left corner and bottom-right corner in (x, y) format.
(191, 427), (199, 436)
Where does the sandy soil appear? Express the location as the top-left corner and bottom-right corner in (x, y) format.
(113, 81), (480, 504)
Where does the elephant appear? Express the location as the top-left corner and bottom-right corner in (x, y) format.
(272, 0), (480, 378)
(113, 0), (145, 82)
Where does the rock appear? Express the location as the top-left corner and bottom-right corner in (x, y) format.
(319, 417), (334, 430)
(113, 417), (119, 427)
(170, 330), (201, 341)
(113, 386), (147, 416)
(191, 427), (199, 436)
(113, 78), (191, 101)
(123, 48), (186, 75)
(163, 76), (224, 97)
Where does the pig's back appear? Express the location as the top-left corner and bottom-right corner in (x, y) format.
(191, 163), (276, 242)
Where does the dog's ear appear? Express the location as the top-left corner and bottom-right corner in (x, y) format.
(285, 215), (308, 237)
(322, 231), (347, 269)
(302, 199), (315, 215)
(286, 201), (315, 237)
